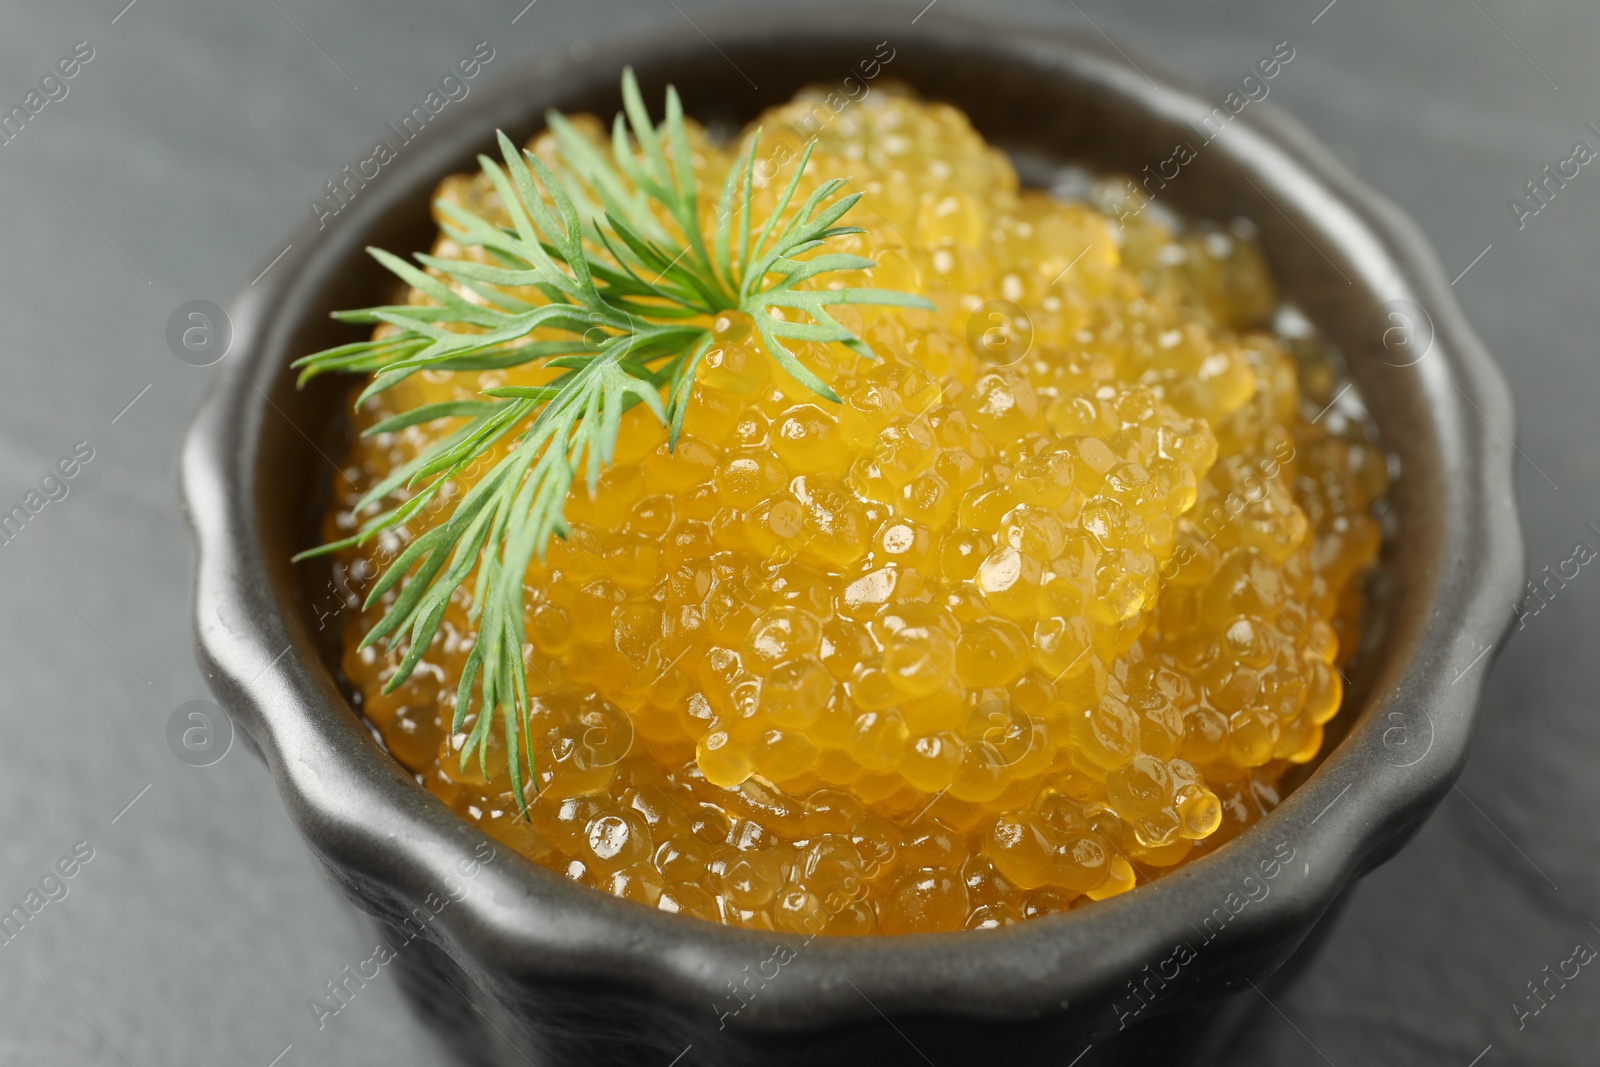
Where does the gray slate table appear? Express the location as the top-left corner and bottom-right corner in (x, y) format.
(0, 0), (1592, 1063)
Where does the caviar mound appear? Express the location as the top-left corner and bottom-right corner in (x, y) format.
(325, 83), (1387, 935)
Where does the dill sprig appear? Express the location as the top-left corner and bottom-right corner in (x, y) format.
(293, 69), (932, 812)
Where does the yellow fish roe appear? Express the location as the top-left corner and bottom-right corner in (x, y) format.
(326, 83), (1387, 934)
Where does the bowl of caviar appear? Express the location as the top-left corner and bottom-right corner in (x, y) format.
(183, 11), (1522, 1066)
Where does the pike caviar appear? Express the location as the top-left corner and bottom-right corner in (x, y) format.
(325, 84), (1387, 934)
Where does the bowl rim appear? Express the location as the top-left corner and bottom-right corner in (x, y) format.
(181, 7), (1523, 1037)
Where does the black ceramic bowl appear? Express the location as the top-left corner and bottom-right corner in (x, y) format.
(182, 11), (1522, 1066)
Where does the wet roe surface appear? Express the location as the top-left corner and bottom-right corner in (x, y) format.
(325, 84), (1387, 934)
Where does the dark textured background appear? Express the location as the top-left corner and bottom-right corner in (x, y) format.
(0, 1), (1592, 1064)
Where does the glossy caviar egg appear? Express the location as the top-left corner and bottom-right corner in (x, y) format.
(327, 83), (1387, 935)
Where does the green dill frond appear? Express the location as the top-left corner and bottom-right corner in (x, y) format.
(293, 68), (933, 813)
